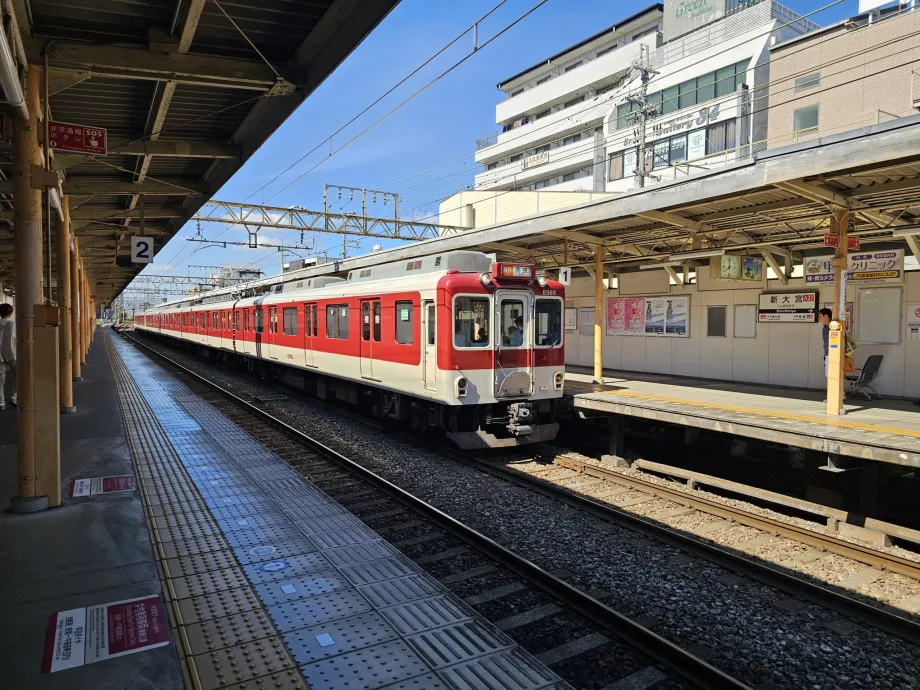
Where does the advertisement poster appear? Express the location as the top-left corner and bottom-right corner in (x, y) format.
(804, 249), (904, 285)
(742, 256), (763, 281)
(758, 292), (818, 322)
(70, 476), (135, 498)
(43, 596), (169, 674)
(644, 297), (689, 336)
(606, 298), (647, 335)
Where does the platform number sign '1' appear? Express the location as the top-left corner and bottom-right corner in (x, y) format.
(131, 236), (153, 264)
(558, 267), (572, 286)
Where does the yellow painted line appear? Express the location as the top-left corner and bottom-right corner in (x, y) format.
(584, 388), (920, 440)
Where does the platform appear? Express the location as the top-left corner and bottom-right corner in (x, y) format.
(565, 367), (920, 468)
(2, 328), (569, 689)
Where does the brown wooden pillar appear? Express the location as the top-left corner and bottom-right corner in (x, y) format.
(10, 65), (47, 513)
(80, 258), (87, 364)
(57, 197), (75, 413)
(71, 235), (82, 381)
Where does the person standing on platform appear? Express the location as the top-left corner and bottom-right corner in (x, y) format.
(0, 303), (16, 410)
(818, 308), (833, 378)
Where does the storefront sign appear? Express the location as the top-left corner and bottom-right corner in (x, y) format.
(758, 292), (818, 322)
(804, 249), (903, 285)
(43, 596), (169, 673)
(687, 128), (706, 160)
(522, 151), (549, 169)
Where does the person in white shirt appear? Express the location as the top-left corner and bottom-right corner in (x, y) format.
(0, 303), (16, 410)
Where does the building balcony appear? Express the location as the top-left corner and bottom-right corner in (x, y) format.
(493, 32), (656, 126)
(474, 137), (596, 190)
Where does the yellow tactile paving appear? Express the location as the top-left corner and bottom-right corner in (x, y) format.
(598, 389), (920, 439)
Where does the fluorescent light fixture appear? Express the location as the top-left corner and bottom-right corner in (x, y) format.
(639, 261), (685, 270)
(890, 226), (920, 237)
(667, 248), (725, 261)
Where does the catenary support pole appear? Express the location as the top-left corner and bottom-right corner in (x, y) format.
(594, 244), (604, 383)
(71, 235), (82, 381)
(10, 65), (48, 513)
(58, 196), (75, 412)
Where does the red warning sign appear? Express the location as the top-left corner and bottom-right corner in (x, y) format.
(70, 475), (135, 497)
(48, 120), (107, 155)
(43, 596), (169, 673)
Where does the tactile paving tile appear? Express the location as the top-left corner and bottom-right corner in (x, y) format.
(152, 515), (220, 543)
(283, 503), (350, 520)
(242, 553), (333, 585)
(230, 538), (319, 566)
(220, 670), (309, 690)
(437, 649), (570, 690)
(377, 675), (448, 689)
(267, 591), (373, 632)
(307, 526), (380, 549)
(380, 596), (474, 636)
(194, 636), (296, 689)
(300, 639), (431, 690)
(185, 610), (280, 654)
(223, 526), (308, 549)
(178, 586), (263, 625)
(339, 557), (418, 586)
(293, 513), (366, 535)
(171, 566), (251, 600)
(216, 512), (292, 534)
(323, 540), (399, 567)
(253, 570), (349, 606)
(164, 549), (240, 578)
(281, 612), (399, 665)
(406, 619), (515, 669)
(159, 531), (229, 560)
(357, 575), (443, 608)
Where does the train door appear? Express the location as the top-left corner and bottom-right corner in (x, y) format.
(422, 300), (436, 392)
(359, 298), (380, 380)
(303, 302), (316, 367)
(231, 301), (240, 353)
(253, 298), (265, 358)
(493, 290), (533, 397)
(267, 306), (278, 359)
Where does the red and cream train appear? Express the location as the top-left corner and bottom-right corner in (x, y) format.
(136, 251), (565, 448)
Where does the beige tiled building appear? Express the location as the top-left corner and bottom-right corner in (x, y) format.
(767, 6), (920, 149)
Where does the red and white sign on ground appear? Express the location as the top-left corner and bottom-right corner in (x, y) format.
(43, 596), (169, 673)
(48, 120), (107, 155)
(823, 233), (860, 250)
(70, 475), (135, 497)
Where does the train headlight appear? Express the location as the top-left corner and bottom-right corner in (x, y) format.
(479, 272), (493, 286)
(537, 275), (548, 288)
(554, 372), (564, 390)
(456, 377), (468, 398)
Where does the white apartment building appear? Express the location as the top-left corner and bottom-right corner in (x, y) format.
(474, 0), (818, 195)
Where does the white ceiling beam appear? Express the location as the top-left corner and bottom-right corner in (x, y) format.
(760, 249), (787, 285)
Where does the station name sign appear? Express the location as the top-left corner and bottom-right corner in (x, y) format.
(758, 291), (817, 323)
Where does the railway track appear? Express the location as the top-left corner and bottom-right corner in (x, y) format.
(123, 331), (748, 690)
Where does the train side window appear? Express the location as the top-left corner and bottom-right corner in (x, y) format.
(395, 301), (413, 344)
(326, 304), (349, 339)
(243, 309), (249, 331)
(427, 304), (436, 345)
(312, 305), (318, 336)
(362, 302), (370, 341)
(373, 301), (381, 342)
(254, 309), (264, 333)
(283, 307), (297, 335)
(454, 296), (490, 348)
(535, 298), (563, 347)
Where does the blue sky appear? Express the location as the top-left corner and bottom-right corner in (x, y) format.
(141, 0), (858, 293)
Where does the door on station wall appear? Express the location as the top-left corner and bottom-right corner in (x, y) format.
(422, 300), (437, 392)
(303, 302), (317, 367)
(359, 299), (381, 380)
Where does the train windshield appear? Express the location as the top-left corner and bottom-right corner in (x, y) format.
(454, 296), (490, 348)
(535, 298), (562, 347)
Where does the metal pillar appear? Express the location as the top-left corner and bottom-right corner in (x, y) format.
(10, 65), (47, 513)
(71, 235), (82, 381)
(826, 207), (849, 416)
(593, 245), (604, 383)
(80, 258), (87, 363)
(58, 197), (75, 412)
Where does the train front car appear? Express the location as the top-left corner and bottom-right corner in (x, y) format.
(441, 260), (564, 449)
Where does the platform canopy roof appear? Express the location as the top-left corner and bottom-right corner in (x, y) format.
(277, 116), (920, 284)
(0, 0), (400, 305)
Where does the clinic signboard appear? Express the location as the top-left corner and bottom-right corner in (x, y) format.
(804, 249), (903, 286)
(758, 292), (818, 323)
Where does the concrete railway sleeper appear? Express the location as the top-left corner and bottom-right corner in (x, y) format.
(121, 330), (750, 690)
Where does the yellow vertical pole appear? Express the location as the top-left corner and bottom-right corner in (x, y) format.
(826, 207), (849, 415)
(80, 259), (88, 363)
(594, 245), (604, 383)
(10, 65), (46, 512)
(71, 235), (82, 381)
(58, 197), (75, 412)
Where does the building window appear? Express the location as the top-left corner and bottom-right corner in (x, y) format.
(678, 78), (697, 110)
(794, 72), (820, 92)
(283, 307), (297, 335)
(632, 26), (658, 41)
(793, 104), (819, 132)
(511, 88), (524, 97)
(653, 139), (670, 170)
(509, 152), (523, 163)
(596, 83), (615, 96)
(326, 305), (349, 339)
(565, 61), (582, 72)
(608, 151), (624, 181)
(395, 301), (413, 344)
(563, 95), (584, 109)
(707, 306), (727, 337)
(563, 134), (580, 146)
(706, 120), (736, 155)
(486, 162), (497, 170)
(536, 75), (552, 85)
(534, 178), (552, 190)
(669, 133), (687, 164)
(661, 85), (679, 115)
(536, 109), (552, 119)
(597, 44), (616, 57)
(534, 144), (550, 154)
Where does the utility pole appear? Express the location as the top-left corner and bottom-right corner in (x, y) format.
(627, 44), (659, 189)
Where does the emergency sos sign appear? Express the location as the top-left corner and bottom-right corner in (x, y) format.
(130, 236), (153, 264)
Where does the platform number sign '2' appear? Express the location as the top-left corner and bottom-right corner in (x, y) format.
(131, 236), (153, 264)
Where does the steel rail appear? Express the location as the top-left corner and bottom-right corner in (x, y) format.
(445, 448), (920, 646)
(120, 331), (751, 690)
